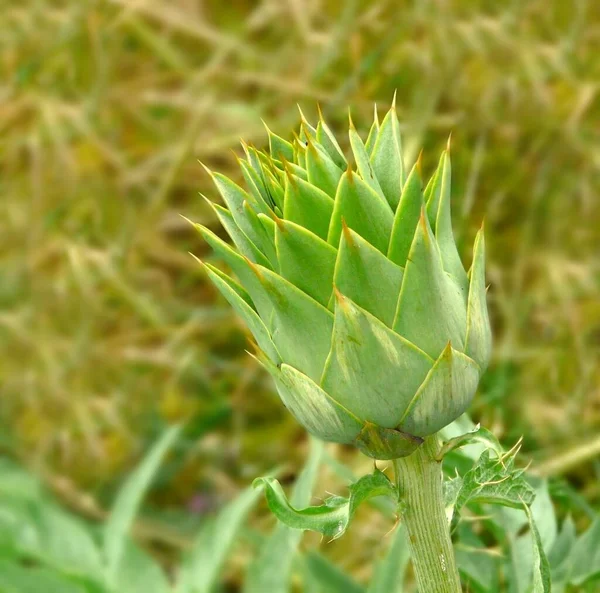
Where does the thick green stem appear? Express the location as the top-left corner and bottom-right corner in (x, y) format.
(394, 436), (461, 593)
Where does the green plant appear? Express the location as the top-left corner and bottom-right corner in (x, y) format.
(2, 424), (600, 592)
(190, 102), (537, 592)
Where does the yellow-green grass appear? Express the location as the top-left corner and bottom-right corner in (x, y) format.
(1, 0), (599, 576)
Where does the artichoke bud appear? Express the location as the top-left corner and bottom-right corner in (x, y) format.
(193, 102), (492, 460)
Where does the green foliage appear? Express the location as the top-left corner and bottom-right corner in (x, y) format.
(255, 468), (396, 539)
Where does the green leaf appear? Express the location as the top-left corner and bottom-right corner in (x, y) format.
(568, 517), (600, 586)
(304, 552), (365, 593)
(547, 516), (576, 585)
(370, 105), (404, 209)
(366, 526), (410, 593)
(207, 201), (271, 269)
(265, 123), (294, 162)
(305, 138), (344, 198)
(321, 293), (433, 428)
(257, 265), (334, 382)
(113, 541), (170, 593)
(238, 158), (272, 215)
(364, 105), (380, 155)
(465, 227), (492, 370)
(332, 226), (403, 327)
(524, 503), (552, 593)
(254, 469), (396, 539)
(387, 162), (423, 268)
(437, 424), (503, 460)
(275, 218), (337, 307)
(327, 171), (394, 255)
(104, 425), (180, 587)
(203, 263), (281, 363)
(283, 173), (335, 241)
(243, 201), (279, 269)
(0, 561), (90, 593)
(244, 438), (324, 593)
(206, 170), (269, 256)
(257, 357), (362, 444)
(454, 524), (501, 593)
(398, 344), (480, 437)
(193, 224), (273, 321)
(349, 119), (384, 199)
(392, 211), (467, 359)
(316, 112), (346, 169)
(447, 447), (536, 533)
(426, 151), (468, 289)
(177, 483), (264, 593)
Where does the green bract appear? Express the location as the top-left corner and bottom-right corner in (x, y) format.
(193, 101), (492, 460)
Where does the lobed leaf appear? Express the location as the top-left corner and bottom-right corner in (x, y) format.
(254, 469), (396, 539)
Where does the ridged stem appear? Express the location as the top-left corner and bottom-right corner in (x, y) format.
(393, 436), (461, 593)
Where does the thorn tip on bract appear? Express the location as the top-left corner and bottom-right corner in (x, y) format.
(416, 149), (424, 177)
(317, 102), (324, 122)
(446, 131), (453, 153)
(271, 210), (286, 231)
(341, 218), (356, 249)
(199, 161), (213, 177)
(392, 89), (397, 110)
(243, 255), (264, 280)
(348, 108), (355, 130)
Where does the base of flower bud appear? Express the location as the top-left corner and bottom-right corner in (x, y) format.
(355, 422), (424, 460)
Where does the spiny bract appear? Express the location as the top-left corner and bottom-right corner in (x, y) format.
(192, 100), (492, 459)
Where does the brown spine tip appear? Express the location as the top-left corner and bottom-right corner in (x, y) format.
(243, 255), (264, 281)
(317, 102), (325, 122)
(261, 118), (271, 135)
(345, 163), (354, 185)
(332, 286), (348, 309)
(348, 108), (355, 130)
(199, 161), (213, 177)
(415, 149), (424, 178)
(341, 218), (356, 249)
(271, 211), (286, 232)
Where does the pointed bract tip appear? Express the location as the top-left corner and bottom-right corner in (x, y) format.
(260, 118), (271, 134)
(332, 286), (348, 309)
(416, 149), (424, 177)
(271, 210), (286, 232)
(199, 161), (213, 177)
(297, 103), (309, 123)
(317, 102), (325, 122)
(188, 252), (204, 267)
(179, 214), (196, 228)
(392, 89), (397, 110)
(341, 218), (356, 249)
(442, 341), (453, 357)
(373, 103), (379, 125)
(446, 131), (453, 153)
(345, 162), (354, 184)
(242, 255), (264, 280)
(348, 108), (355, 130)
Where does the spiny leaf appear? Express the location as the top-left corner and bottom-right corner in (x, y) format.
(447, 446), (536, 533)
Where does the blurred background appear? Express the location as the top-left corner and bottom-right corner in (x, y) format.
(1, 0), (599, 588)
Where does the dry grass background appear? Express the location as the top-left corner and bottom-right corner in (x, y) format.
(1, 0), (599, 574)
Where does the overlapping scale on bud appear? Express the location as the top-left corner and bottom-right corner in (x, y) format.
(192, 99), (492, 460)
